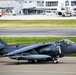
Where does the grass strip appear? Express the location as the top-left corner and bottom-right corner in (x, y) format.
(0, 20), (76, 28)
(0, 37), (76, 44)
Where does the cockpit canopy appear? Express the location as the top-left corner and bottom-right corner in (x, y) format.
(59, 39), (75, 45)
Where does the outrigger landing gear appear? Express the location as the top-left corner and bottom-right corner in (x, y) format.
(16, 58), (20, 65)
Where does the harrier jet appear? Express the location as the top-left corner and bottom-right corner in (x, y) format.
(0, 39), (76, 64)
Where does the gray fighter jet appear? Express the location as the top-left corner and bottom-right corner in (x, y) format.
(0, 39), (76, 64)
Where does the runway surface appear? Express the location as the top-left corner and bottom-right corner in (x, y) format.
(0, 15), (76, 20)
(0, 57), (76, 75)
(0, 28), (76, 36)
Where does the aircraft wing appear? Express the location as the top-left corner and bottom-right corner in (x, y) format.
(4, 43), (52, 56)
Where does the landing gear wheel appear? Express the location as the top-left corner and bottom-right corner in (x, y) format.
(53, 59), (58, 64)
(37, 60), (40, 63)
(28, 60), (35, 63)
(16, 62), (19, 65)
(31, 60), (35, 63)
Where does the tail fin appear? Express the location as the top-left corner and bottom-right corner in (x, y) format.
(0, 39), (7, 57)
(0, 39), (7, 46)
(0, 39), (8, 56)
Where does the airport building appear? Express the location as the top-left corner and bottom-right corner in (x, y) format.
(0, 0), (76, 16)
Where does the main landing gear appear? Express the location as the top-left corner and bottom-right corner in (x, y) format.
(28, 60), (35, 63)
(28, 60), (40, 63)
(16, 59), (59, 65)
(52, 58), (58, 64)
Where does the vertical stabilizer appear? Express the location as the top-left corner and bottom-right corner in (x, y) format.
(0, 39), (7, 46)
(0, 39), (8, 55)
